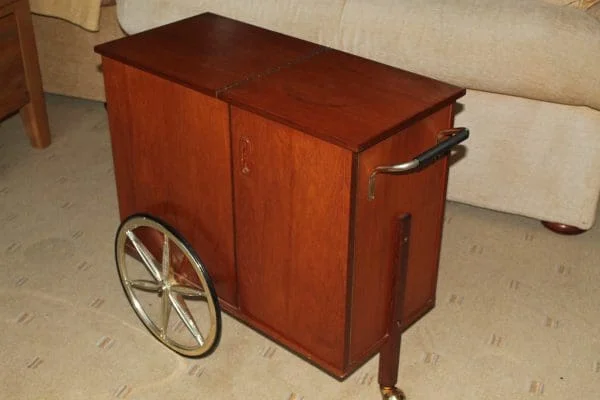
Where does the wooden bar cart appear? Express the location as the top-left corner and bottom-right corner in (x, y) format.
(96, 13), (468, 399)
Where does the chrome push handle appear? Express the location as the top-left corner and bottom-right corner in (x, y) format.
(367, 127), (469, 200)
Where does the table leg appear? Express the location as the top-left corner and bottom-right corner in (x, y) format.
(15, 0), (51, 148)
(378, 213), (411, 400)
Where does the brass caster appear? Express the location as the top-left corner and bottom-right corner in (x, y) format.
(380, 386), (406, 400)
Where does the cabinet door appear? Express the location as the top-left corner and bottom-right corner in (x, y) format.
(231, 107), (353, 374)
(102, 59), (237, 306)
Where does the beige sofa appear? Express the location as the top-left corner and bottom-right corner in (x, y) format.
(33, 0), (600, 232)
(32, 5), (124, 102)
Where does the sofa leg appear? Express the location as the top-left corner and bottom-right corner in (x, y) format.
(541, 221), (586, 235)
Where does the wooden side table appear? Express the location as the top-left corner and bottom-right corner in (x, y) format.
(0, 0), (50, 148)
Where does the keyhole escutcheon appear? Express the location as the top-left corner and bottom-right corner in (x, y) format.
(240, 136), (252, 175)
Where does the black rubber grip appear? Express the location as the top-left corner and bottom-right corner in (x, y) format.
(415, 128), (469, 167)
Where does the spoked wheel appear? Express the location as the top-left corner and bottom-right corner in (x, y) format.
(115, 213), (221, 357)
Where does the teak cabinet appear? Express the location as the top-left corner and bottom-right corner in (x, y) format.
(96, 12), (465, 382)
(0, 0), (50, 148)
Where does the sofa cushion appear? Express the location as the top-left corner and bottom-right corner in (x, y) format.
(116, 0), (600, 110)
(339, 0), (600, 111)
(116, 0), (348, 46)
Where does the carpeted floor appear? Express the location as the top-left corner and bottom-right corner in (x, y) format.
(1, 95), (599, 400)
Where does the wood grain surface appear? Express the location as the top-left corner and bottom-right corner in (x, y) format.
(102, 59), (238, 306)
(222, 49), (464, 152)
(95, 13), (323, 98)
(348, 105), (454, 367)
(231, 106), (353, 372)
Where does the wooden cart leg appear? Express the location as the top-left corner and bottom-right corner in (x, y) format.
(378, 214), (411, 400)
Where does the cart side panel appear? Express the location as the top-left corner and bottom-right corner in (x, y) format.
(349, 105), (454, 367)
(231, 106), (352, 373)
(102, 58), (238, 306)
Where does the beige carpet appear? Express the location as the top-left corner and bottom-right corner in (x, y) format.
(1, 95), (599, 400)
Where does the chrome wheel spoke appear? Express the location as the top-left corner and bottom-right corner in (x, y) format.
(169, 292), (205, 346)
(161, 290), (171, 338)
(162, 233), (170, 280)
(126, 230), (162, 282)
(129, 279), (162, 293)
(170, 284), (206, 299)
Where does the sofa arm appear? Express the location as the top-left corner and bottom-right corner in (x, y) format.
(339, 0), (600, 110)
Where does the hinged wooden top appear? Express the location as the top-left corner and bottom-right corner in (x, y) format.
(221, 49), (465, 151)
(95, 12), (465, 152)
(94, 13), (323, 97)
